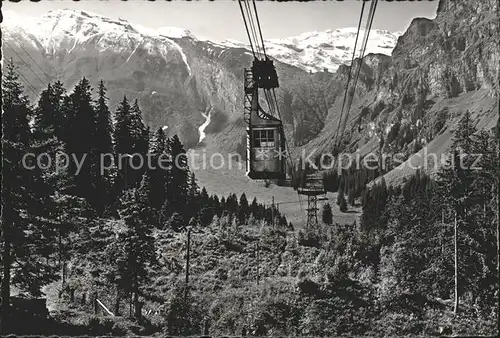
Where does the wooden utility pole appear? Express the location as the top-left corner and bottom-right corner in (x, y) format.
(184, 227), (191, 301)
(496, 122), (499, 324)
(58, 227), (63, 288)
(129, 293), (132, 317)
(58, 217), (66, 288)
(271, 196), (275, 227)
(440, 210), (459, 315)
(94, 291), (98, 315)
(114, 286), (120, 316)
(453, 212), (458, 315)
(256, 241), (260, 286)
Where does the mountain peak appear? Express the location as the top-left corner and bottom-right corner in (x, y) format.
(220, 28), (402, 73)
(158, 26), (195, 39)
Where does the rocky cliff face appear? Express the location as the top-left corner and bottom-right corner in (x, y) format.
(297, 0), (498, 185)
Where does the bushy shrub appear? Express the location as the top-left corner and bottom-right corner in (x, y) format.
(297, 230), (321, 248)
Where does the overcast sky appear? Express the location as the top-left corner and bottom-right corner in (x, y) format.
(5, 0), (439, 41)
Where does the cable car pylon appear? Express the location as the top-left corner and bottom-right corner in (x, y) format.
(296, 167), (326, 228)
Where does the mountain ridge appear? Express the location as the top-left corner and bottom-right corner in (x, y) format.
(2, 9), (401, 73)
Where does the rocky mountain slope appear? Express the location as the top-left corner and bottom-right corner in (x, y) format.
(297, 0), (499, 185)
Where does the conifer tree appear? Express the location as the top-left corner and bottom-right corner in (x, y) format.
(322, 203), (333, 225)
(32, 80), (66, 144)
(238, 193), (249, 224)
(164, 135), (190, 217)
(148, 127), (170, 212)
(250, 197), (259, 217)
(137, 170), (160, 227)
(188, 172), (199, 198)
(187, 172), (200, 219)
(90, 80), (115, 213)
(64, 77), (98, 203)
(1, 60), (59, 318)
(347, 187), (356, 206)
(211, 195), (222, 218)
(226, 193), (239, 215)
(114, 96), (132, 159)
(31, 82), (68, 191)
(437, 111), (477, 219)
(198, 188), (213, 227)
(51, 80), (67, 138)
(337, 187), (344, 206)
(130, 99), (149, 156)
(113, 96), (133, 191)
(339, 194), (348, 213)
(33, 83), (55, 141)
(94, 80), (114, 155)
(112, 97), (150, 195)
(111, 189), (157, 318)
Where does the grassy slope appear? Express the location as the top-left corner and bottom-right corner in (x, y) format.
(378, 90), (498, 187)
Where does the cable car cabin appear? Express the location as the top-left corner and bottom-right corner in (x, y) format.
(246, 107), (286, 180)
(244, 57), (285, 180)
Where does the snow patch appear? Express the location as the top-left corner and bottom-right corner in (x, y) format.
(170, 40), (192, 76)
(126, 38), (143, 63)
(198, 110), (212, 143)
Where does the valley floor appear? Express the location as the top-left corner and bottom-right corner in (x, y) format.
(188, 142), (361, 227)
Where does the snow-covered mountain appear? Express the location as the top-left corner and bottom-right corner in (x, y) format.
(217, 28), (402, 73)
(2, 9), (400, 73)
(2, 9), (192, 74)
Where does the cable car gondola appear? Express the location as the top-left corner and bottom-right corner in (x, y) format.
(245, 59), (286, 180)
(238, 0), (287, 180)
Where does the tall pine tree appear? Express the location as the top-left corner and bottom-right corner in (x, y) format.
(64, 78), (98, 205)
(163, 135), (190, 218)
(1, 60), (59, 322)
(93, 80), (114, 213)
(113, 97), (149, 193)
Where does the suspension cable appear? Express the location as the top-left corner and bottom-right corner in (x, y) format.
(272, 88), (301, 198)
(243, 0), (263, 59)
(336, 0), (378, 149)
(332, 0), (366, 148)
(17, 42), (53, 82)
(252, 0), (268, 59)
(264, 89), (276, 117)
(3, 39), (48, 88)
(15, 69), (40, 99)
(238, 0), (256, 57)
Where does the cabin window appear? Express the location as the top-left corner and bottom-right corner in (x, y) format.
(253, 129), (275, 148)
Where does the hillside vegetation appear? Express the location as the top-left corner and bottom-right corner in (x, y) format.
(1, 59), (498, 336)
